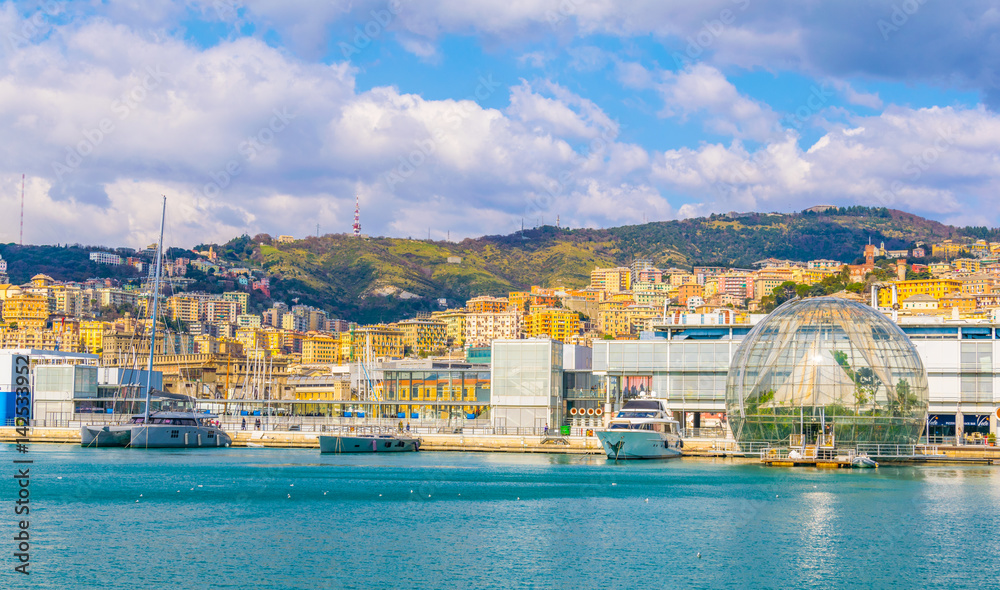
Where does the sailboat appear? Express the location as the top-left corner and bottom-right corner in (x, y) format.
(81, 196), (232, 449)
(319, 331), (419, 453)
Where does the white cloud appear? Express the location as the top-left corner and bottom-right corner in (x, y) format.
(627, 63), (781, 142)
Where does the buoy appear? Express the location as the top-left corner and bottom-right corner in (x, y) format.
(595, 407), (603, 416)
(587, 408), (595, 416)
(570, 407), (578, 416)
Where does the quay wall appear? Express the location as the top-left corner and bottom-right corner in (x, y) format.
(1, 428), (999, 461)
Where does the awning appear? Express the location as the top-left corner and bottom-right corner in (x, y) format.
(927, 414), (955, 427)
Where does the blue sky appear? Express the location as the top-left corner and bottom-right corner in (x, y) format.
(1, 0), (999, 247)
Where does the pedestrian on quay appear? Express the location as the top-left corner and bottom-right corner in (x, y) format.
(398, 420), (403, 432)
(406, 422), (410, 433)
(241, 418), (246, 431)
(255, 418), (261, 430)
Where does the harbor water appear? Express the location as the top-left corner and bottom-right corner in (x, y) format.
(2, 445), (999, 589)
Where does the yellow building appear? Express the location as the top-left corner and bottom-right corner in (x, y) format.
(931, 240), (964, 259)
(0, 326), (80, 351)
(524, 307), (580, 342)
(960, 274), (996, 296)
(506, 292), (530, 313)
(590, 267), (632, 293)
(167, 295), (202, 323)
(79, 320), (110, 354)
(301, 333), (341, 364)
(878, 279), (962, 307)
(2, 293), (49, 330)
(952, 258), (981, 273)
(340, 325), (404, 362)
(466, 295), (510, 314)
(397, 319), (448, 356)
(431, 309), (466, 347)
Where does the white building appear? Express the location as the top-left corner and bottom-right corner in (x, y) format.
(89, 251), (123, 265)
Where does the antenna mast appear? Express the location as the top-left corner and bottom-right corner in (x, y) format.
(352, 196), (361, 236)
(19, 174), (25, 245)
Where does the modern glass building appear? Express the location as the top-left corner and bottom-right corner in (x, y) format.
(726, 298), (930, 445)
(491, 339), (562, 430)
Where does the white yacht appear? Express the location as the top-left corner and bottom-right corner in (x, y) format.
(596, 398), (684, 460)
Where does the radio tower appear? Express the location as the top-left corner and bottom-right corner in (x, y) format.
(352, 196), (361, 236)
(19, 174), (25, 246)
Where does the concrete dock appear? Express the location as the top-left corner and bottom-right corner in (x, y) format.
(2, 427), (998, 462)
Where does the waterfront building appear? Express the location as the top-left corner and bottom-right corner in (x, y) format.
(382, 360), (491, 421)
(726, 298), (929, 445)
(491, 339), (562, 430)
(591, 310), (999, 442)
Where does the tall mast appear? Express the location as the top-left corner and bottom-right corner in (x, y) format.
(19, 174), (24, 246)
(143, 196), (167, 422)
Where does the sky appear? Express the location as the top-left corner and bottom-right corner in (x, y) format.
(0, 0), (999, 249)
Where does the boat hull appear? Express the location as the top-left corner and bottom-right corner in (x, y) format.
(128, 425), (232, 449)
(596, 430), (683, 459)
(80, 425), (132, 447)
(319, 435), (420, 453)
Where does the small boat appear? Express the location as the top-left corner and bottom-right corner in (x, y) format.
(852, 454), (878, 469)
(596, 398), (683, 460)
(319, 434), (419, 453)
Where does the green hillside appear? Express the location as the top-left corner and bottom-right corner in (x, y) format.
(0, 206), (983, 324)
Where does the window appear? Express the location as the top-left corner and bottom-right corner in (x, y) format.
(170, 430), (179, 439)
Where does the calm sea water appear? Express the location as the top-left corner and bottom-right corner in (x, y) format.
(1, 444), (998, 590)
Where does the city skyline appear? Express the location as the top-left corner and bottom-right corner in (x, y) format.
(1, 2), (998, 249)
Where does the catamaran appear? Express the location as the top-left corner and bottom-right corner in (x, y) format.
(80, 196), (232, 449)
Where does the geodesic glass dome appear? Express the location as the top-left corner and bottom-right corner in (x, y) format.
(726, 297), (929, 446)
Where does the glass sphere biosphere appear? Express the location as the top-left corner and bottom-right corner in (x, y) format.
(725, 297), (929, 446)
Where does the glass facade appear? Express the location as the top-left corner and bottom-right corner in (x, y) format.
(726, 298), (929, 445)
(382, 369), (491, 420)
(594, 336), (739, 410)
(492, 340), (562, 430)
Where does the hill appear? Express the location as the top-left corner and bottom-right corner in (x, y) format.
(0, 207), (980, 323)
